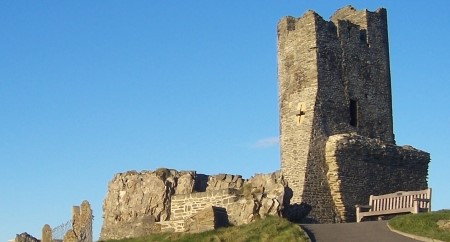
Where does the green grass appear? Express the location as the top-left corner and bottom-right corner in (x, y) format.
(388, 210), (450, 242)
(103, 216), (309, 242)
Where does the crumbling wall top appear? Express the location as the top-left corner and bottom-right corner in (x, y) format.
(331, 5), (387, 29)
(277, 10), (325, 32)
(278, 6), (387, 33)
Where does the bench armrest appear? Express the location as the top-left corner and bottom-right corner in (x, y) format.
(412, 198), (431, 213)
(355, 205), (372, 209)
(355, 205), (372, 222)
(355, 204), (372, 214)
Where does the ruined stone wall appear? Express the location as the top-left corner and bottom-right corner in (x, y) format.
(162, 173), (288, 231)
(184, 206), (228, 233)
(158, 189), (239, 232)
(100, 170), (243, 239)
(278, 6), (428, 223)
(100, 169), (196, 240)
(100, 170), (241, 236)
(325, 134), (429, 222)
(329, 7), (394, 143)
(71, 200), (93, 242)
(14, 233), (39, 242)
(100, 169), (288, 239)
(277, 8), (347, 222)
(299, 12), (346, 223)
(34, 201), (93, 242)
(170, 189), (239, 221)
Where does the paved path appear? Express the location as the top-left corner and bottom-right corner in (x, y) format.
(300, 221), (420, 242)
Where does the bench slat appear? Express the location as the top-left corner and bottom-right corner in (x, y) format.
(359, 207), (415, 217)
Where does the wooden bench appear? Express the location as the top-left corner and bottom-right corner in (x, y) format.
(355, 188), (432, 222)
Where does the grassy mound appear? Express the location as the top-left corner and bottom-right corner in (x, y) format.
(388, 210), (450, 242)
(103, 216), (309, 242)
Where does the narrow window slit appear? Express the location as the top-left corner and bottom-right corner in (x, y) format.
(350, 99), (358, 127)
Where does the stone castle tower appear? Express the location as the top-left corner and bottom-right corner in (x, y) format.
(277, 6), (430, 222)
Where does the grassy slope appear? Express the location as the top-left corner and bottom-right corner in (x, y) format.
(104, 216), (309, 242)
(388, 210), (450, 242)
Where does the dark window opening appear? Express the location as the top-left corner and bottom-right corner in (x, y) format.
(359, 30), (367, 42)
(350, 99), (358, 127)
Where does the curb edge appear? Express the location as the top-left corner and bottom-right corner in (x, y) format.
(387, 223), (445, 242)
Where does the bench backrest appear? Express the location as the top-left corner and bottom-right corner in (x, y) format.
(369, 188), (432, 212)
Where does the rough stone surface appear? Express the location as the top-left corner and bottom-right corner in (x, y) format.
(184, 206), (229, 233)
(325, 134), (429, 222)
(277, 6), (430, 222)
(71, 200), (93, 242)
(225, 172), (288, 225)
(206, 174), (244, 191)
(226, 198), (259, 225)
(169, 189), (239, 222)
(437, 220), (450, 230)
(41, 224), (52, 242)
(63, 229), (77, 242)
(14, 233), (39, 242)
(100, 169), (178, 240)
(247, 171), (287, 204)
(175, 171), (196, 195)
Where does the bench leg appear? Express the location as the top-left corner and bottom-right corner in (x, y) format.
(413, 200), (419, 214)
(356, 208), (362, 222)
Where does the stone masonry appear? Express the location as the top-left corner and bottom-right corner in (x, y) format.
(325, 134), (429, 221)
(158, 189), (239, 233)
(277, 6), (429, 222)
(183, 206), (229, 233)
(100, 169), (288, 240)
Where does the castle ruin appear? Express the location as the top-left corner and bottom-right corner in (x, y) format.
(277, 6), (429, 222)
(99, 6), (430, 239)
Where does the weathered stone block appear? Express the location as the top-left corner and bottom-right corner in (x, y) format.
(175, 171), (196, 195)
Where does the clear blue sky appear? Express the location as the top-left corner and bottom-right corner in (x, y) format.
(1, 1), (449, 241)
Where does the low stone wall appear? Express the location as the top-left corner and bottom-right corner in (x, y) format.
(171, 189), (239, 220)
(325, 134), (430, 222)
(157, 189), (238, 232)
(159, 206), (229, 233)
(158, 220), (185, 233)
(184, 206), (228, 233)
